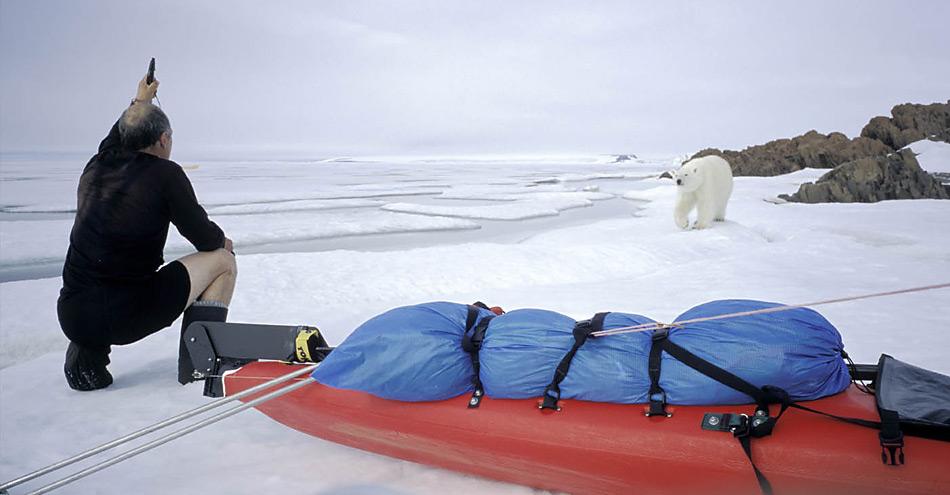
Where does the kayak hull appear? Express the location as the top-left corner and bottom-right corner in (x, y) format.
(225, 361), (949, 495)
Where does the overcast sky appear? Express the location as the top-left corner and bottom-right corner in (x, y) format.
(1, 1), (948, 157)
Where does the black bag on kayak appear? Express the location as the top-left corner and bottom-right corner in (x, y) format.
(875, 353), (950, 451)
(769, 353), (950, 469)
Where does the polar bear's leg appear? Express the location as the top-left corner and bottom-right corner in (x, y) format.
(674, 192), (695, 230)
(714, 201), (728, 221)
(715, 180), (733, 221)
(694, 197), (715, 229)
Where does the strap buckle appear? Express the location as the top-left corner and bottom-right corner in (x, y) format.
(730, 414), (752, 437)
(572, 318), (595, 343)
(646, 327), (671, 418)
(539, 385), (562, 411)
(879, 431), (905, 465)
(651, 326), (670, 342)
(461, 330), (479, 353)
(646, 391), (671, 417)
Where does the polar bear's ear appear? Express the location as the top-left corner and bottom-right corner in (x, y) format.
(658, 170), (674, 180)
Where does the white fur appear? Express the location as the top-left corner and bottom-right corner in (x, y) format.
(671, 155), (734, 229)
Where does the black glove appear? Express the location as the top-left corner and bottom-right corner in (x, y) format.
(64, 342), (113, 391)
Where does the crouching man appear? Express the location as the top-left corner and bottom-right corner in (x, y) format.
(57, 73), (237, 390)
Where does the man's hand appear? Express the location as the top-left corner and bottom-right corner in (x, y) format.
(134, 76), (159, 103)
(223, 237), (234, 254)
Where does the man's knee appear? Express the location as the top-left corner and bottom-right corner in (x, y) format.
(209, 249), (237, 290)
(183, 248), (233, 276)
(178, 249), (236, 298)
(204, 246), (231, 269)
(216, 250), (237, 284)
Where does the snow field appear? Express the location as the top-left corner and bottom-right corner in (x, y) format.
(2, 148), (949, 494)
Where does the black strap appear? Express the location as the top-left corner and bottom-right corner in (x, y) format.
(461, 304), (484, 353)
(678, 328), (912, 492)
(649, 328), (785, 417)
(655, 334), (770, 405)
(540, 313), (608, 411)
(462, 309), (494, 409)
(878, 408), (905, 465)
(700, 410), (777, 495)
(709, 399), (903, 495)
(790, 404), (916, 466)
(737, 434), (774, 495)
(787, 403), (949, 444)
(784, 402), (911, 465)
(471, 301), (490, 311)
(646, 327), (670, 416)
(464, 305), (479, 336)
(652, 329), (793, 495)
(788, 402), (881, 430)
(776, 401), (907, 468)
(660, 324), (914, 491)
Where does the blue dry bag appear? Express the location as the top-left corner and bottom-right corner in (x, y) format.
(558, 312), (656, 403)
(659, 299), (852, 405)
(313, 301), (493, 401)
(479, 309), (576, 398)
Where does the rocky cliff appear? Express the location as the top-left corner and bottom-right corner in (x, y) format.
(691, 100), (950, 203)
(693, 131), (890, 176)
(860, 100), (950, 150)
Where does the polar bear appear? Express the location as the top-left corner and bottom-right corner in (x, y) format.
(671, 155), (734, 230)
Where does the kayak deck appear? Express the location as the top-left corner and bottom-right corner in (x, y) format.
(225, 361), (949, 494)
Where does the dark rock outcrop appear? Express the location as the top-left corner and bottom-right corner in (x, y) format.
(779, 150), (950, 203)
(693, 130), (892, 176)
(860, 116), (923, 151)
(860, 101), (950, 149)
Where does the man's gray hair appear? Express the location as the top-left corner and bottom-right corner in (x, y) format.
(118, 103), (171, 151)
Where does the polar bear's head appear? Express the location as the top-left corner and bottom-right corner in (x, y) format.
(673, 160), (703, 193)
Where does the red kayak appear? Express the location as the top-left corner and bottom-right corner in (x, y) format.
(225, 361), (950, 495)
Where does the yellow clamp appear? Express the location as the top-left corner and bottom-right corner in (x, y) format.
(295, 326), (321, 363)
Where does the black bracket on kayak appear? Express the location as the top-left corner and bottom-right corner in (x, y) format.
(848, 363), (877, 382)
(701, 412), (749, 433)
(184, 322), (331, 398)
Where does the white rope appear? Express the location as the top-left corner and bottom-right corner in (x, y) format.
(0, 363), (317, 493)
(591, 282), (950, 338)
(24, 377), (316, 495)
(207, 374), (313, 381)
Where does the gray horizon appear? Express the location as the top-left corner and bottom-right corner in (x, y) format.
(1, 0), (948, 158)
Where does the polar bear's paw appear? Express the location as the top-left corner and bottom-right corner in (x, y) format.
(674, 215), (690, 230)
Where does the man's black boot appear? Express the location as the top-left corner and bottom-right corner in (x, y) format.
(178, 302), (228, 384)
(64, 342), (113, 391)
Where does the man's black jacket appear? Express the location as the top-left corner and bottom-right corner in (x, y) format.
(62, 119), (224, 289)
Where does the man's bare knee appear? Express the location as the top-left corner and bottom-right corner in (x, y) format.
(221, 251), (237, 278)
(177, 249), (237, 305)
(200, 268), (236, 305)
(213, 252), (237, 287)
(204, 255), (236, 292)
